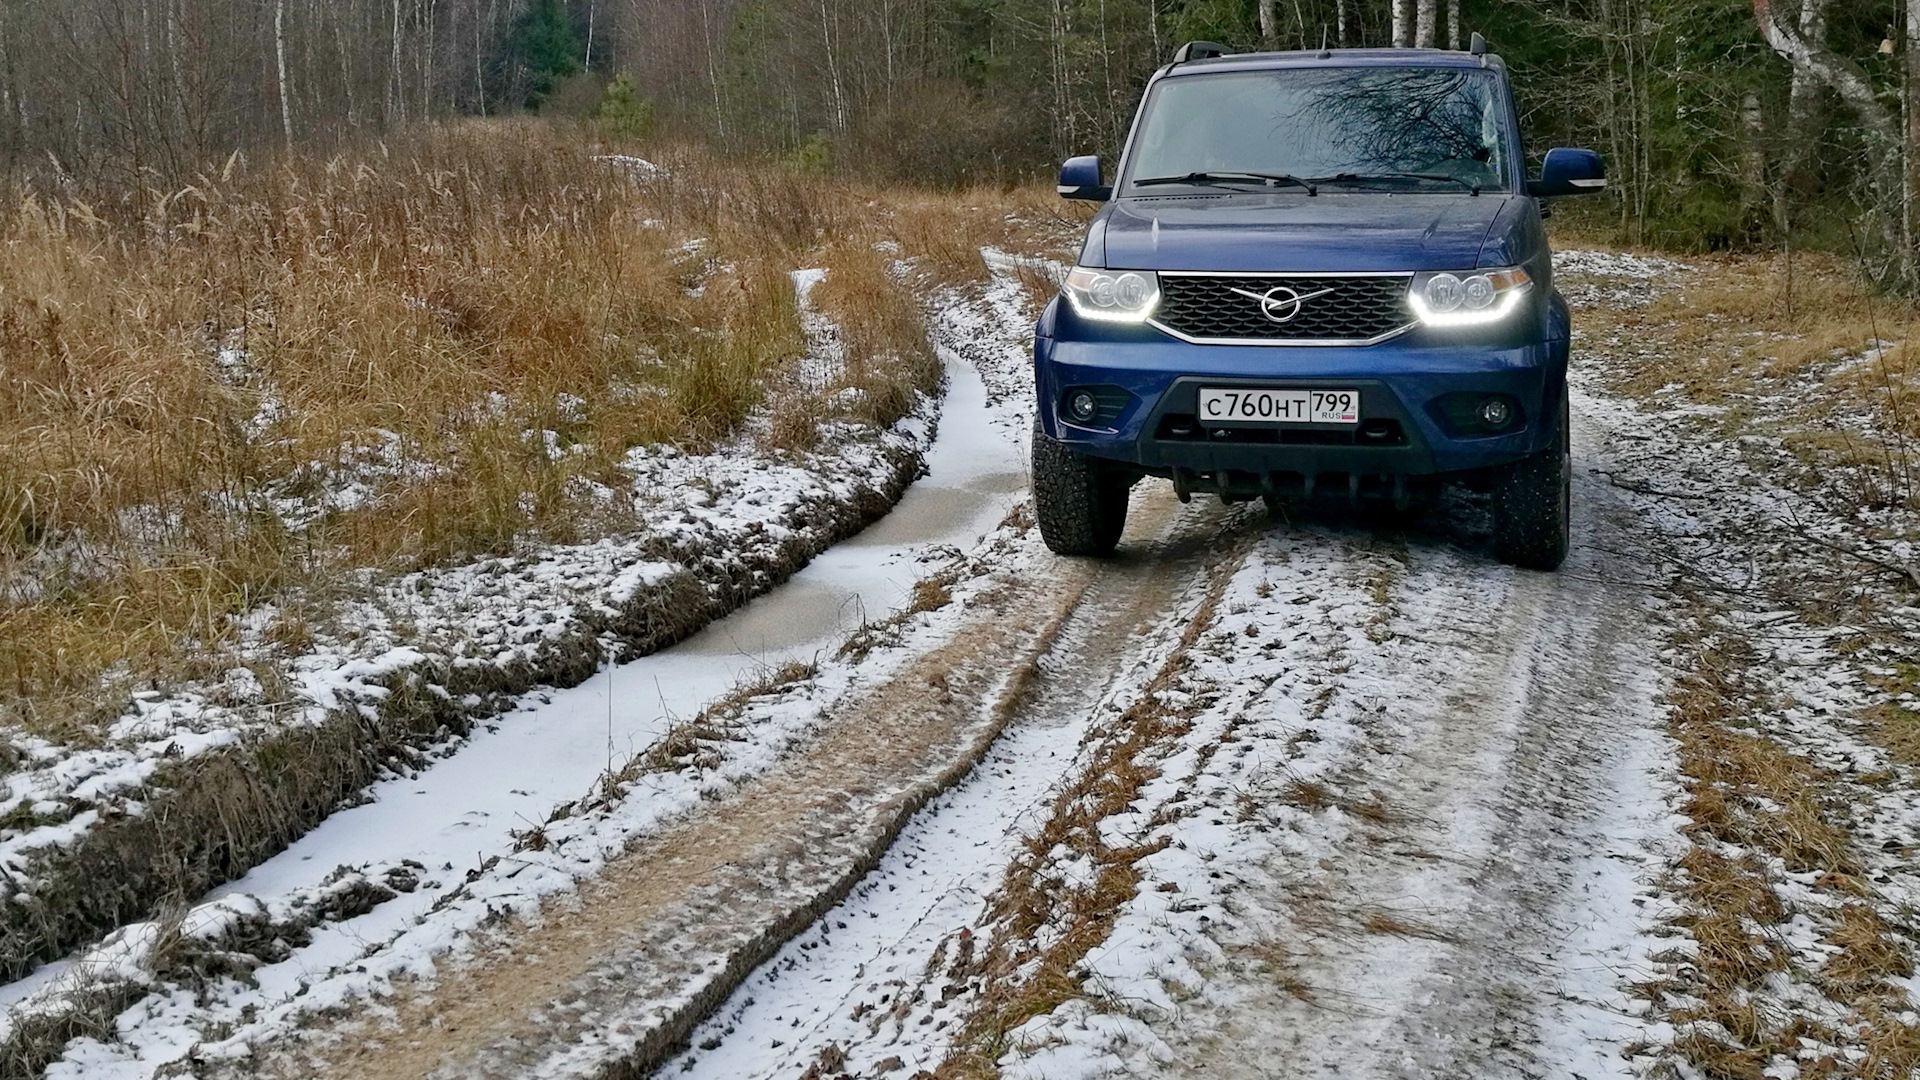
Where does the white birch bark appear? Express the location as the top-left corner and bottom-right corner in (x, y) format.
(389, 0), (403, 125)
(1258, 0), (1279, 47)
(473, 0), (486, 116)
(1754, 0), (1892, 147)
(1391, 0), (1413, 48)
(1415, 0), (1436, 48)
(820, 0), (847, 131)
(275, 0), (294, 147)
(1908, 0), (1920, 278)
(1448, 0), (1461, 50)
(1755, 0), (1902, 265)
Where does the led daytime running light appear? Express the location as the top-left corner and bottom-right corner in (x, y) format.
(1064, 266), (1162, 323)
(1409, 267), (1532, 327)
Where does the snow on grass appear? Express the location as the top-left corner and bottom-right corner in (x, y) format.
(1551, 248), (1695, 312)
(595, 155), (667, 180)
(0, 413), (919, 882)
(7, 256), (1040, 1077)
(0, 246), (967, 918)
(1572, 376), (1920, 1070)
(1556, 245), (1920, 1070)
(1553, 249), (1695, 279)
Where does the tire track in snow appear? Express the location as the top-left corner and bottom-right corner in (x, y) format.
(232, 484), (1241, 1080)
(987, 406), (1683, 1080)
(664, 483), (1248, 1080)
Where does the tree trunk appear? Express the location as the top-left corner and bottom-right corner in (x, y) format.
(275, 0), (293, 147)
(1258, 0), (1279, 47)
(473, 0), (485, 116)
(1908, 0), (1920, 282)
(1448, 0), (1461, 50)
(388, 0), (403, 126)
(1415, 0), (1435, 48)
(1337, 0), (1347, 47)
(1772, 0), (1825, 235)
(1391, 0), (1412, 47)
(1740, 87), (1767, 225)
(1755, 0), (1903, 270)
(819, 0), (846, 130)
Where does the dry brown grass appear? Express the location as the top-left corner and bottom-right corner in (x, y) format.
(1280, 777), (1335, 811)
(1653, 624), (1920, 1077)
(884, 185), (1083, 290)
(0, 125), (1038, 742)
(1593, 250), (1919, 511)
(1359, 909), (1454, 942)
(931, 585), (1228, 1079)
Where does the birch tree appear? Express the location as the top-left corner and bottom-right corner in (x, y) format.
(274, 0), (293, 147)
(1753, 0), (1906, 279)
(1258, 0), (1280, 47)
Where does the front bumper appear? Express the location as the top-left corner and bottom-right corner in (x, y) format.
(1035, 299), (1568, 489)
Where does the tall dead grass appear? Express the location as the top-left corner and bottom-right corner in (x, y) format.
(1614, 251), (1919, 512)
(0, 123), (1046, 740)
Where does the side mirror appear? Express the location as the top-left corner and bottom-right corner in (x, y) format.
(1528, 148), (1606, 198)
(1058, 155), (1111, 201)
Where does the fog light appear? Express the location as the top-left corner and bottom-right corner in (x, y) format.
(1069, 391), (1099, 422)
(1480, 398), (1512, 427)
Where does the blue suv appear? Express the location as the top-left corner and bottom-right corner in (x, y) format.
(1031, 40), (1605, 569)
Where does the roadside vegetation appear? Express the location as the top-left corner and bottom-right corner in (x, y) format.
(1594, 249), (1918, 517)
(0, 122), (1065, 744)
(1557, 247), (1920, 1077)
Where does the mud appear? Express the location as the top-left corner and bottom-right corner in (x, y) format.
(234, 484), (1236, 1080)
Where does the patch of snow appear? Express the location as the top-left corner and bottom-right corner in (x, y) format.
(5, 255), (1041, 1075)
(595, 155), (666, 179)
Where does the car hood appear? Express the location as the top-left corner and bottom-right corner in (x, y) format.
(1088, 193), (1512, 273)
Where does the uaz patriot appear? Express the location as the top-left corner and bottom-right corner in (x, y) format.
(1031, 36), (1605, 569)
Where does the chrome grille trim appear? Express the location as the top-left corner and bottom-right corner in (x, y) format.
(1150, 270), (1418, 346)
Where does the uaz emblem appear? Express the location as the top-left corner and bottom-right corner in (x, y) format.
(1227, 283), (1337, 323)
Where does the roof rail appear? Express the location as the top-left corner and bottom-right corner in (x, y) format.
(1170, 41), (1228, 64)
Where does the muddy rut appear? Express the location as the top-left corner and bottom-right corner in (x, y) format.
(241, 484), (1236, 1080)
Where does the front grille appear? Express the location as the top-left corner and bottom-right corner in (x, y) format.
(1153, 274), (1416, 343)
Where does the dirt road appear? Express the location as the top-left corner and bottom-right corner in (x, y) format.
(232, 397), (1692, 1080)
(1140, 406), (1679, 1080)
(236, 486), (1248, 1080)
(67, 256), (1910, 1080)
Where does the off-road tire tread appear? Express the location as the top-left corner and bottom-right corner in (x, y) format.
(1031, 420), (1130, 556)
(1490, 394), (1571, 571)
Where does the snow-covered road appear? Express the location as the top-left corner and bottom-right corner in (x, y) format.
(39, 254), (1857, 1080)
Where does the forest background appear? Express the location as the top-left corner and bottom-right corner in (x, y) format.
(0, 0), (1913, 277)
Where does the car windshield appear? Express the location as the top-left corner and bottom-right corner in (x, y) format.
(1121, 66), (1513, 195)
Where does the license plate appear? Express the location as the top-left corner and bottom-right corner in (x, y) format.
(1197, 387), (1360, 425)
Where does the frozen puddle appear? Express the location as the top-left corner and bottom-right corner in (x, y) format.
(680, 359), (1023, 658)
(3, 354), (1024, 1039)
(219, 355), (1020, 926)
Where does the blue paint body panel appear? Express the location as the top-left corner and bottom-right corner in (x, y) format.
(1039, 47), (1582, 487)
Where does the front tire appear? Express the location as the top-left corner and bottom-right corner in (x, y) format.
(1031, 419), (1131, 556)
(1490, 394), (1571, 571)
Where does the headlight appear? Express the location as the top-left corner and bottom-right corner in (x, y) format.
(1408, 267), (1532, 327)
(1063, 267), (1161, 323)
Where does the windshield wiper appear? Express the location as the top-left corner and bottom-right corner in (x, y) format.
(1133, 171), (1318, 195)
(1316, 172), (1482, 195)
